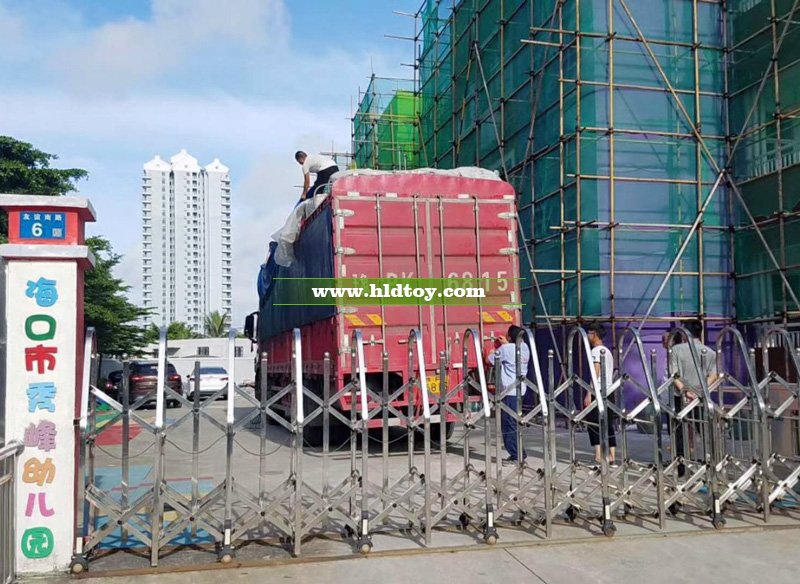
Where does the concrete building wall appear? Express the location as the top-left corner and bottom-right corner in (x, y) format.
(143, 338), (256, 385)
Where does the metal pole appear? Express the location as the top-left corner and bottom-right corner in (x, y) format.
(323, 353), (331, 501)
(514, 341), (524, 468)
(1, 442), (24, 583)
(292, 329), (304, 557)
(71, 329), (95, 572)
(599, 349), (614, 535)
(651, 349), (666, 530)
(191, 360), (200, 538)
(349, 343), (358, 528)
(259, 353), (268, 513)
(494, 350), (503, 508)
(358, 346), (371, 553)
(120, 360), (131, 547)
(408, 329), (432, 545)
(546, 349), (556, 537)
(220, 329), (236, 562)
(438, 352), (447, 497)
(150, 327), (167, 567)
(382, 352), (390, 505)
(408, 345), (415, 476)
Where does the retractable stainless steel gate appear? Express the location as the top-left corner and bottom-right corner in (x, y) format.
(609, 328), (665, 528)
(289, 330), (370, 554)
(429, 328), (496, 542)
(548, 327), (617, 535)
(364, 329), (433, 545)
(1, 440), (24, 584)
(71, 323), (800, 572)
(661, 328), (724, 527)
(233, 329), (307, 555)
(492, 328), (552, 537)
(759, 328), (800, 518)
(713, 327), (765, 521)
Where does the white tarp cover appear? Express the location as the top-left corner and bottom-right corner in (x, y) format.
(330, 166), (501, 181)
(269, 167), (501, 267)
(270, 192), (328, 267)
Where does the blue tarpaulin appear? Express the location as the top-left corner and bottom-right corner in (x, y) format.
(257, 205), (336, 340)
(257, 241), (279, 305)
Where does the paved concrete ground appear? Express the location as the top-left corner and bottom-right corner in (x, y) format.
(43, 526), (800, 583)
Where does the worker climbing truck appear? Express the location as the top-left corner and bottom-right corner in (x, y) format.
(245, 168), (522, 443)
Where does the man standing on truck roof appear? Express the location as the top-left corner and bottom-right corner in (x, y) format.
(295, 151), (339, 202)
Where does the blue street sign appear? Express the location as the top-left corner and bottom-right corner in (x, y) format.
(19, 211), (67, 241)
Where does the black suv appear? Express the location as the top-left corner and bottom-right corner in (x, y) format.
(106, 361), (183, 408)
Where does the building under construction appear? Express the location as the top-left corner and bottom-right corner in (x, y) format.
(351, 0), (800, 338)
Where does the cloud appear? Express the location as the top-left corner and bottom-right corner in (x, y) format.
(0, 92), (345, 157)
(0, 0), (410, 326)
(49, 0), (289, 94)
(231, 155), (301, 320)
(116, 241), (143, 306)
(0, 90), (349, 322)
(0, 2), (25, 58)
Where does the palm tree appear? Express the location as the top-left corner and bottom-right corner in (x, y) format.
(203, 311), (230, 338)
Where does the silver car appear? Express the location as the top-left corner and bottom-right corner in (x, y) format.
(186, 366), (231, 400)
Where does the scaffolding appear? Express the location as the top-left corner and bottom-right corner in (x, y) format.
(352, 76), (421, 170)
(729, 0), (800, 323)
(353, 0), (800, 332)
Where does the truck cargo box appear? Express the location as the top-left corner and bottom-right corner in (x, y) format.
(255, 168), (521, 423)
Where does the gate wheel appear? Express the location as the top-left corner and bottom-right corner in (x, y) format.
(218, 546), (235, 564)
(70, 556), (89, 574)
(601, 520), (617, 537)
(484, 529), (498, 546)
(565, 505), (577, 522)
(357, 538), (373, 554)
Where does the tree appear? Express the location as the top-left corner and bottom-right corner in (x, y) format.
(0, 136), (88, 242)
(143, 321), (200, 343)
(204, 310), (230, 337)
(0, 137), (147, 357)
(84, 237), (151, 356)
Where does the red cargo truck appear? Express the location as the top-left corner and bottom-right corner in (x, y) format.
(245, 169), (521, 439)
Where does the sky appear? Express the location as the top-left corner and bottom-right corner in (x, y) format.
(0, 0), (418, 327)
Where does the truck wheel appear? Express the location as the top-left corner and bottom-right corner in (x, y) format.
(427, 422), (455, 444)
(302, 426), (324, 448)
(256, 369), (280, 425)
(265, 390), (281, 425)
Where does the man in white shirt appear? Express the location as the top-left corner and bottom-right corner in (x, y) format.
(488, 325), (531, 464)
(295, 151), (339, 201)
(585, 322), (616, 464)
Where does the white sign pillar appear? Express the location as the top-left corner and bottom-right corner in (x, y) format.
(0, 194), (96, 574)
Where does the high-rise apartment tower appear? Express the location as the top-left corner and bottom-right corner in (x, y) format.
(142, 149), (232, 331)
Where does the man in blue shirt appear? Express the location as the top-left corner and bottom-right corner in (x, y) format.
(488, 325), (530, 464)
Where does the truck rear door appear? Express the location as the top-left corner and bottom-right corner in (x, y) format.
(334, 192), (520, 375)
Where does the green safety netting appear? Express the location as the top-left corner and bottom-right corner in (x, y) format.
(353, 77), (420, 170)
(358, 0), (800, 323)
